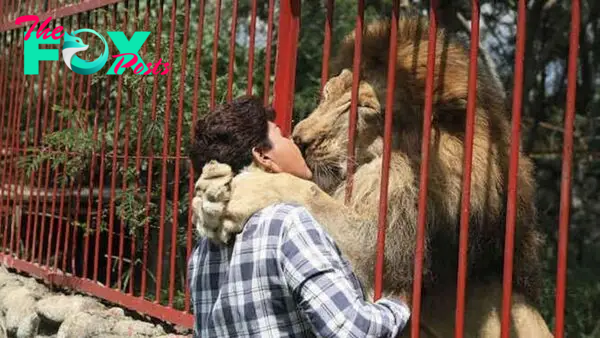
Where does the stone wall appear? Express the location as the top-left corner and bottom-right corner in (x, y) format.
(0, 267), (191, 338)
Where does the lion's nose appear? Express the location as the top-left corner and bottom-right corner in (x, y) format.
(293, 135), (308, 157)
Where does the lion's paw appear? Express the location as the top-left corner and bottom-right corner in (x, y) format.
(192, 160), (236, 244)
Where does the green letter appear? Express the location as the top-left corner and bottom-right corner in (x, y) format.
(23, 30), (59, 75)
(106, 31), (150, 75)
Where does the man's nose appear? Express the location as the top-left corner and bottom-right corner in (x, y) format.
(293, 135), (307, 157)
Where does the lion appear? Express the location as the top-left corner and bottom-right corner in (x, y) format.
(192, 16), (552, 337)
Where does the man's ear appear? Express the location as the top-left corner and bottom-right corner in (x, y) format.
(251, 147), (281, 173)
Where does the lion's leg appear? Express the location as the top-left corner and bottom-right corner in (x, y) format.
(412, 281), (552, 338)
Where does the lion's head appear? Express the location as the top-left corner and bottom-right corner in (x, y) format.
(292, 69), (384, 193)
(292, 15), (544, 300)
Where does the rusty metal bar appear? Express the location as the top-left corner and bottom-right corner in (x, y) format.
(83, 10), (101, 279)
(156, 0), (179, 305)
(343, 0), (363, 204)
(262, 0), (275, 106)
(209, 0), (222, 109)
(106, 2), (123, 288)
(1, 30), (16, 251)
(17, 40), (45, 260)
(246, 0), (257, 95)
(4, 30), (23, 253)
(0, 32), (8, 233)
(9, 28), (29, 257)
(68, 11), (92, 276)
(170, 0), (192, 308)
(57, 15), (80, 273)
(500, 0), (527, 335)
(374, 0), (399, 301)
(141, 0), (164, 297)
(94, 10), (113, 282)
(226, 0), (239, 102)
(36, 17), (61, 270)
(455, 1), (480, 336)
(0, 0), (124, 32)
(129, 0), (150, 296)
(411, 2), (438, 337)
(320, 0), (333, 94)
(186, 0), (207, 311)
(117, 0), (131, 292)
(272, 0), (301, 137)
(24, 23), (52, 264)
(554, 1), (580, 336)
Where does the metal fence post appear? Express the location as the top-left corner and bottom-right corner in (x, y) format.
(272, 0), (301, 137)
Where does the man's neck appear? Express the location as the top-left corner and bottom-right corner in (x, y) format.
(239, 162), (267, 175)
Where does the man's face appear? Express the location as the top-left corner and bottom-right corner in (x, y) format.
(263, 121), (313, 180)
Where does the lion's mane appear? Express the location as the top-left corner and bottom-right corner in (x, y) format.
(292, 15), (545, 303)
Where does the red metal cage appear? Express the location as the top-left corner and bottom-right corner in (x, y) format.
(0, 0), (580, 337)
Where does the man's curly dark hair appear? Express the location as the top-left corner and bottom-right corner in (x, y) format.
(189, 95), (276, 174)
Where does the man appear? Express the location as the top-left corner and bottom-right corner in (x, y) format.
(188, 96), (410, 337)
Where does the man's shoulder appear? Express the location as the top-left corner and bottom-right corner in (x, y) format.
(242, 203), (317, 238)
(249, 202), (310, 222)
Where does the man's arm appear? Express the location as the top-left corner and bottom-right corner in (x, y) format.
(279, 206), (410, 338)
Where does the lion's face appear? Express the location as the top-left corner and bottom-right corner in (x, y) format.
(292, 69), (383, 193)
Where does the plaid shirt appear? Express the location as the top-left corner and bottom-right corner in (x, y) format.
(188, 203), (410, 337)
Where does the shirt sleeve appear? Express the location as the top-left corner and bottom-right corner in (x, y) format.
(278, 206), (410, 338)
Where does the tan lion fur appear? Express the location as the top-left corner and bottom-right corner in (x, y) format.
(192, 15), (552, 337)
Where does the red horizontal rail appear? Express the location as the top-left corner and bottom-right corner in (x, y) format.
(0, 0), (125, 32)
(0, 253), (194, 328)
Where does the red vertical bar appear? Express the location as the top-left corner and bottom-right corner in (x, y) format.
(117, 1), (132, 291)
(29, 18), (55, 263)
(169, 0), (191, 307)
(272, 0), (301, 137)
(36, 18), (61, 268)
(83, 10), (101, 279)
(8, 35), (28, 253)
(320, 0), (334, 94)
(344, 0), (363, 204)
(14, 39), (41, 259)
(128, 0), (147, 295)
(9, 31), (30, 256)
(191, 0), (206, 123)
(246, 0), (257, 95)
(554, 1), (580, 337)
(70, 11), (95, 277)
(57, 16), (80, 272)
(226, 0), (238, 102)
(106, 3), (123, 288)
(454, 1), (480, 336)
(373, 0), (398, 301)
(209, 0), (222, 109)
(140, 0), (163, 295)
(94, 10), (114, 281)
(3, 29), (24, 253)
(500, 0), (526, 336)
(131, 0), (151, 296)
(262, 0), (275, 106)
(24, 31), (51, 263)
(0, 33), (9, 147)
(412, 2), (438, 337)
(156, 0), (179, 305)
(0, 33), (8, 230)
(1, 30), (16, 251)
(185, 0), (207, 311)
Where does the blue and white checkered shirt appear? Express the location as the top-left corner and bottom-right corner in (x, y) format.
(188, 203), (410, 337)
